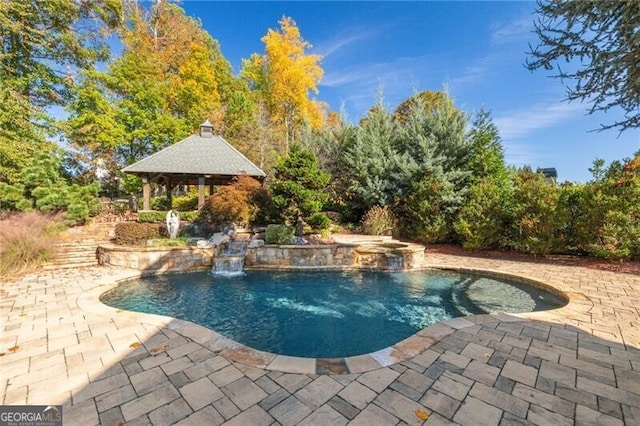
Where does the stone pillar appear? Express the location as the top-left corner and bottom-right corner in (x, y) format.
(198, 176), (206, 209)
(142, 175), (151, 211)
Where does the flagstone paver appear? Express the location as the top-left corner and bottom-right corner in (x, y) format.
(2, 253), (640, 425)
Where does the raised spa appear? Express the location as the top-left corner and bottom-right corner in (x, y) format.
(100, 269), (566, 358)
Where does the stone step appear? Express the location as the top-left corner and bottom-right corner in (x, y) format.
(46, 241), (103, 269)
(41, 261), (97, 270)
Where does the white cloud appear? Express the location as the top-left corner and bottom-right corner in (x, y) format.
(446, 53), (502, 89)
(503, 143), (544, 168)
(320, 55), (443, 118)
(490, 16), (534, 45)
(494, 101), (585, 140)
(495, 101), (586, 166)
(314, 27), (374, 59)
(322, 55), (438, 89)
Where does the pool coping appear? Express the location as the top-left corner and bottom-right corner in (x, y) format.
(78, 265), (592, 375)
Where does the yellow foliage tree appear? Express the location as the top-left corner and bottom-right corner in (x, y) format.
(253, 16), (326, 151)
(119, 1), (226, 130)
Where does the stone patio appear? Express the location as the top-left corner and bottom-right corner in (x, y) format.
(2, 253), (640, 425)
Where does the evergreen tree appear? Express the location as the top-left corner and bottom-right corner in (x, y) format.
(0, 153), (99, 224)
(270, 144), (330, 225)
(454, 108), (513, 249)
(392, 93), (470, 242)
(466, 108), (508, 183)
(341, 100), (400, 217)
(299, 118), (357, 220)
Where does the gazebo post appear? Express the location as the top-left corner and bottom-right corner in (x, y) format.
(166, 177), (173, 210)
(142, 175), (151, 211)
(198, 176), (206, 209)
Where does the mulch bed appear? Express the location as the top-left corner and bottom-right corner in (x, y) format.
(425, 244), (640, 276)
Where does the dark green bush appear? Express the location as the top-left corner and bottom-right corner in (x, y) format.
(307, 212), (332, 232)
(0, 153), (99, 225)
(265, 224), (294, 245)
(270, 144), (330, 225)
(151, 196), (169, 211)
(114, 222), (164, 245)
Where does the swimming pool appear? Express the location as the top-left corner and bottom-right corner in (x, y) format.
(100, 269), (565, 358)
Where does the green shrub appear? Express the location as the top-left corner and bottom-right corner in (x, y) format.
(0, 153), (99, 225)
(173, 192), (199, 211)
(509, 169), (562, 255)
(454, 177), (512, 250)
(362, 205), (397, 236)
(265, 224), (294, 245)
(577, 154), (640, 260)
(151, 196), (169, 211)
(0, 212), (61, 277)
(270, 144), (330, 224)
(586, 210), (640, 260)
(138, 210), (198, 223)
(307, 212), (332, 232)
(114, 222), (164, 245)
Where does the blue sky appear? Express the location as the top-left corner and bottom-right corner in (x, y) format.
(180, 1), (639, 183)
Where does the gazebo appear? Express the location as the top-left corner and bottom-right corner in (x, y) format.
(122, 121), (266, 210)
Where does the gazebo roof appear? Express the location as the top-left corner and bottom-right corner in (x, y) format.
(122, 123), (265, 180)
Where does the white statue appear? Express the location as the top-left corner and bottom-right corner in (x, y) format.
(166, 210), (180, 239)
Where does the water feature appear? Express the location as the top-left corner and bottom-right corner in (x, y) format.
(386, 254), (404, 271)
(212, 238), (249, 276)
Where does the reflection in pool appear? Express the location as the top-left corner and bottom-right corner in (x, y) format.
(101, 270), (565, 358)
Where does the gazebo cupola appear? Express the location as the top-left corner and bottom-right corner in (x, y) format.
(122, 121), (266, 211)
(199, 119), (214, 137)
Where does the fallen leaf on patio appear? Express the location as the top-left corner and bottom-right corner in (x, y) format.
(0, 352), (5, 357)
(8, 346), (19, 353)
(19, 313), (27, 317)
(484, 353), (491, 358)
(129, 342), (141, 348)
(150, 345), (169, 354)
(415, 409), (429, 420)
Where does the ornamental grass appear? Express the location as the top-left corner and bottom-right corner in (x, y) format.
(0, 212), (62, 278)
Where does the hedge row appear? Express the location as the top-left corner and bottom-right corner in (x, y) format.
(137, 210), (198, 223)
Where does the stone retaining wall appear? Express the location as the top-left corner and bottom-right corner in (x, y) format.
(99, 241), (426, 272)
(244, 244), (357, 269)
(354, 244), (425, 270)
(245, 243), (425, 270)
(97, 244), (215, 273)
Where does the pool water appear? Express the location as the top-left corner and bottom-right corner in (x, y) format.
(100, 270), (565, 358)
